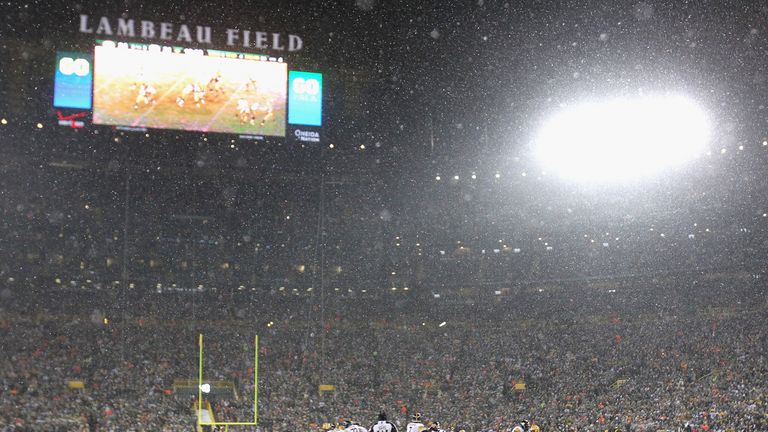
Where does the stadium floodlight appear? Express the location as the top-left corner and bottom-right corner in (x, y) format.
(534, 94), (710, 183)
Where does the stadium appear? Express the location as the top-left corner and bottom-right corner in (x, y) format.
(0, 1), (766, 431)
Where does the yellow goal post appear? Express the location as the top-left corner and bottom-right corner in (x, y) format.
(197, 333), (259, 430)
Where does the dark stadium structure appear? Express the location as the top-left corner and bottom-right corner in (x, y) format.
(1, 1), (767, 431)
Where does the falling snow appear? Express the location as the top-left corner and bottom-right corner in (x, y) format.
(0, 0), (767, 431)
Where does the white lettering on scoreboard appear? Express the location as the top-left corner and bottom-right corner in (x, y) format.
(294, 129), (321, 143)
(292, 77), (320, 95)
(58, 57), (90, 76)
(79, 15), (303, 52)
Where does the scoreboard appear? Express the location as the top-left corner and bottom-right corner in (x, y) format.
(53, 52), (93, 110)
(288, 71), (322, 127)
(53, 40), (324, 143)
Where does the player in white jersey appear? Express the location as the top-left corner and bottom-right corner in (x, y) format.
(133, 83), (157, 110)
(251, 100), (274, 126)
(236, 98), (252, 122)
(369, 412), (398, 432)
(406, 413), (425, 432)
(343, 420), (368, 432)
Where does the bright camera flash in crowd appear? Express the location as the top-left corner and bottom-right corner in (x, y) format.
(534, 95), (710, 183)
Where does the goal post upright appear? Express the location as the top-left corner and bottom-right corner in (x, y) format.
(198, 333), (203, 427)
(254, 334), (258, 424)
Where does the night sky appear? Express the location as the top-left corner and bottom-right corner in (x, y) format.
(3, 1), (766, 158)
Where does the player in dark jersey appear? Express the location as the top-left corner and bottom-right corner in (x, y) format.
(511, 420), (530, 432)
(425, 420), (445, 432)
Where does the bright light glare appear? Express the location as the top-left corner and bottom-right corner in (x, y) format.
(534, 95), (710, 183)
(200, 383), (211, 394)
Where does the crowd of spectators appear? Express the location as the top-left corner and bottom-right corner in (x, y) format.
(2, 124), (768, 432)
(1, 276), (765, 432)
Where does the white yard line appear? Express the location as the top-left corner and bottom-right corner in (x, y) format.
(202, 83), (248, 132)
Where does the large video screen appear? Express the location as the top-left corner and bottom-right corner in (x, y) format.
(93, 44), (287, 136)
